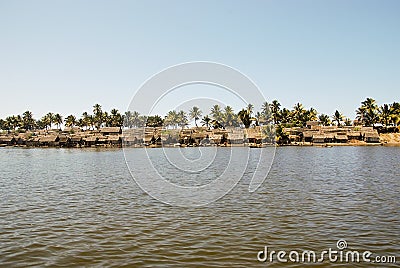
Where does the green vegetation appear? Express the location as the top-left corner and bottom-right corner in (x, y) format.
(0, 98), (399, 132)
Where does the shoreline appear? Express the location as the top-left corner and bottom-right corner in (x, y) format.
(1, 126), (399, 149)
(1, 142), (400, 149)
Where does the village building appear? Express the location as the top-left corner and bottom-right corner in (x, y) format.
(38, 135), (59, 147)
(99, 127), (122, 136)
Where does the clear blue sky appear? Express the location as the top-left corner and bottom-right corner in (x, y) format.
(0, 0), (399, 120)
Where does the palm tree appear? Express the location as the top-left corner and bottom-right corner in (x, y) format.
(223, 106), (237, 127)
(254, 111), (263, 126)
(22, 110), (35, 130)
(390, 102), (400, 126)
(261, 101), (272, 124)
(210, 104), (223, 122)
(391, 102), (400, 114)
(201, 115), (212, 129)
(246, 103), (254, 114)
(355, 107), (365, 123)
(307, 108), (318, 121)
(138, 115), (147, 127)
(35, 119), (46, 130)
(103, 112), (111, 126)
(93, 103), (103, 129)
(131, 111), (141, 127)
(362, 97), (378, 111)
(77, 118), (84, 129)
(318, 114), (331, 126)
(81, 112), (91, 130)
(177, 110), (188, 128)
(270, 100), (281, 124)
(41, 112), (54, 129)
(189, 106), (202, 127)
(64, 115), (77, 128)
(344, 118), (352, 126)
(292, 103), (305, 125)
(280, 108), (292, 123)
(365, 109), (379, 126)
(124, 111), (133, 128)
(332, 110), (343, 126)
(379, 104), (392, 126)
(54, 113), (63, 129)
(238, 108), (251, 128)
(357, 98), (378, 126)
(165, 110), (178, 128)
(5, 116), (21, 130)
(110, 109), (122, 127)
(146, 115), (164, 127)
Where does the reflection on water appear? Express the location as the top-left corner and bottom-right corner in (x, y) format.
(0, 147), (399, 267)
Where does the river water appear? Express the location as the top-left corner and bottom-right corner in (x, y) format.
(0, 147), (399, 267)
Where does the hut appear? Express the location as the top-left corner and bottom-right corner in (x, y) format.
(361, 126), (374, 132)
(58, 135), (71, 147)
(227, 129), (245, 144)
(26, 137), (40, 147)
(70, 136), (83, 147)
(39, 135), (59, 146)
(122, 136), (138, 146)
(306, 121), (319, 129)
(209, 134), (223, 145)
(99, 127), (122, 136)
(302, 131), (314, 143)
(334, 134), (348, 143)
(161, 133), (178, 146)
(143, 133), (154, 145)
(0, 136), (16, 146)
(191, 132), (208, 145)
(324, 133), (335, 143)
(15, 134), (28, 146)
(364, 132), (380, 143)
(97, 137), (107, 145)
(63, 127), (82, 134)
(179, 129), (193, 145)
(245, 128), (263, 144)
(348, 131), (362, 141)
(84, 136), (98, 147)
(107, 135), (122, 146)
(288, 134), (300, 143)
(312, 134), (325, 143)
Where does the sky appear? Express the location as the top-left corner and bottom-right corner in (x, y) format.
(0, 0), (399, 120)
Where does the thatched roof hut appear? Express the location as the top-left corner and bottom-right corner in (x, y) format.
(107, 135), (121, 145)
(63, 127), (82, 133)
(302, 131), (314, 142)
(100, 127), (122, 135)
(84, 136), (98, 142)
(227, 129), (244, 144)
(209, 134), (223, 144)
(348, 131), (362, 140)
(306, 121), (319, 129)
(143, 133), (154, 144)
(335, 134), (348, 143)
(312, 134), (325, 143)
(0, 136), (16, 145)
(39, 135), (59, 146)
(58, 135), (71, 146)
(364, 132), (380, 143)
(191, 132), (208, 145)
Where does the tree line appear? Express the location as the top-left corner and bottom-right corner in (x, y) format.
(0, 98), (399, 131)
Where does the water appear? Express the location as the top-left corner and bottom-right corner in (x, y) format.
(0, 147), (399, 267)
